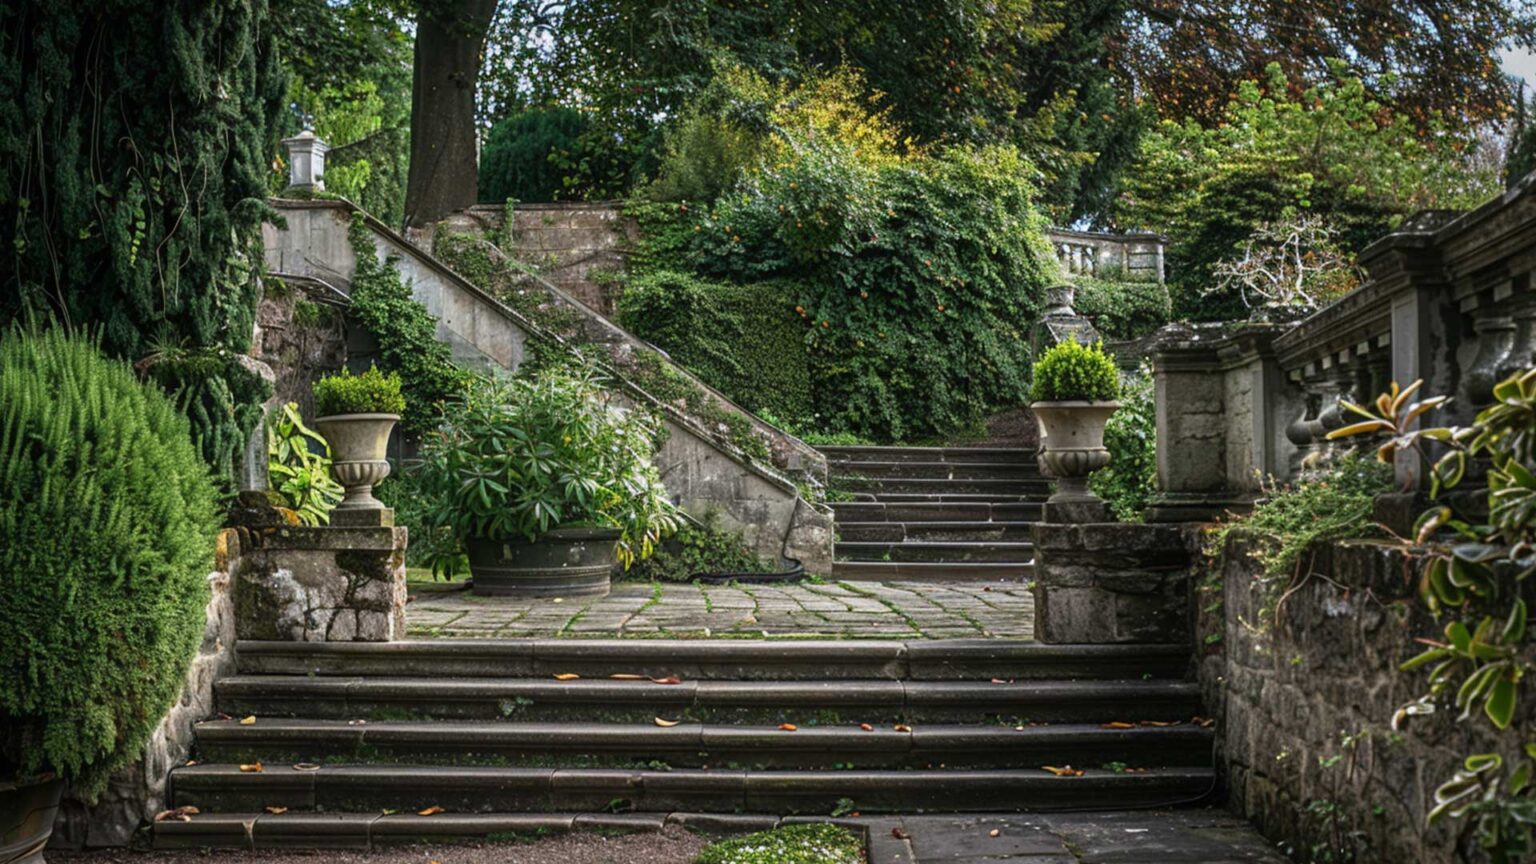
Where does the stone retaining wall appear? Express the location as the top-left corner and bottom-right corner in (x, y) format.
(235, 525), (408, 642)
(1029, 523), (1198, 644)
(1199, 534), (1533, 862)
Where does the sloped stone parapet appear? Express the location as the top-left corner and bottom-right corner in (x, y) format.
(1029, 522), (1199, 645)
(233, 525), (407, 643)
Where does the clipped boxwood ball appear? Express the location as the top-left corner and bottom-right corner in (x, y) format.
(1030, 338), (1121, 402)
(0, 328), (221, 798)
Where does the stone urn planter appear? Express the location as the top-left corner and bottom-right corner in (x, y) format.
(0, 777), (63, 864)
(466, 528), (620, 597)
(1032, 400), (1120, 505)
(315, 413), (398, 512)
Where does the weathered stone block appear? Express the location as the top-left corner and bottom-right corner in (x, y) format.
(1029, 522), (1197, 645)
(234, 525), (407, 642)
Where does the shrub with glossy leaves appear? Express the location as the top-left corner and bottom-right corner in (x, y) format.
(0, 328), (221, 798)
(1030, 339), (1120, 402)
(1090, 365), (1157, 521)
(415, 369), (681, 571)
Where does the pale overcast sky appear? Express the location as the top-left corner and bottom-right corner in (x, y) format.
(1504, 46), (1536, 85)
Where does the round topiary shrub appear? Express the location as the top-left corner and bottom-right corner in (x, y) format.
(0, 328), (221, 797)
(1030, 338), (1121, 402)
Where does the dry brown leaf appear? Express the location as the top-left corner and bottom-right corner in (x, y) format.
(1139, 720), (1179, 727)
(989, 829), (1001, 837)
(778, 723), (798, 732)
(553, 673), (581, 681)
(894, 724), (912, 732)
(239, 762), (263, 773)
(1041, 765), (1084, 777)
(292, 763), (321, 772)
(655, 717), (681, 727)
(649, 675), (682, 685)
(264, 806), (288, 815)
(417, 805), (445, 816)
(859, 723), (874, 732)
(1102, 721), (1136, 729)
(239, 715), (257, 725)
(990, 678), (1012, 685)
(153, 806), (199, 823)
(891, 827), (910, 840)
(609, 673), (646, 680)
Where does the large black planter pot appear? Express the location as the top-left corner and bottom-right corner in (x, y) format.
(466, 528), (619, 597)
(1, 778), (63, 864)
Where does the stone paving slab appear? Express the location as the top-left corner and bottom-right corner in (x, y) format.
(406, 579), (1034, 640)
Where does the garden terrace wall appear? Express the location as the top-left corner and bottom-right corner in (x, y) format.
(1047, 227), (1166, 284)
(1199, 534), (1534, 862)
(49, 530), (243, 848)
(261, 199), (832, 573)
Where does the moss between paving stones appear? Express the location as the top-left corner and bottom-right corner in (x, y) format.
(694, 823), (862, 864)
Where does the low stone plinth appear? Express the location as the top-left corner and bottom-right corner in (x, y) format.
(1029, 523), (1196, 644)
(235, 525), (407, 642)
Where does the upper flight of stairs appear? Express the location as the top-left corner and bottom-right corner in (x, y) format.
(154, 638), (1210, 849)
(823, 446), (1048, 582)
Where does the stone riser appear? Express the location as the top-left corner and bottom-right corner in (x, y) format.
(234, 639), (1191, 681)
(836, 522), (1035, 542)
(166, 766), (1215, 821)
(834, 541), (1034, 563)
(819, 446), (1034, 465)
(830, 560), (1033, 582)
(827, 461), (1043, 481)
(831, 502), (1043, 523)
(834, 476), (1052, 496)
(214, 677), (1203, 725)
(191, 720), (1212, 770)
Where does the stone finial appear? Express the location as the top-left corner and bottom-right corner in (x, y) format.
(281, 129), (330, 191)
(1043, 283), (1077, 317)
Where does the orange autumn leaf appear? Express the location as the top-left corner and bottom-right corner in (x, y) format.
(778, 723), (798, 732)
(649, 676), (682, 685)
(239, 762), (263, 773)
(894, 724), (912, 732)
(859, 723), (874, 732)
(609, 674), (646, 680)
(1102, 722), (1136, 729)
(417, 806), (445, 816)
(239, 715), (257, 725)
(264, 806), (288, 815)
(1041, 765), (1084, 777)
(153, 806), (199, 823)
(553, 673), (580, 681)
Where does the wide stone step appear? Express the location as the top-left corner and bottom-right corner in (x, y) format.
(845, 492), (1046, 505)
(819, 446), (1034, 465)
(825, 460), (1042, 481)
(836, 521), (1035, 542)
(192, 718), (1213, 770)
(834, 540), (1034, 564)
(834, 476), (1052, 496)
(167, 764), (1215, 818)
(831, 560), (1033, 582)
(215, 676), (1204, 724)
(235, 639), (1192, 681)
(831, 502), (1043, 523)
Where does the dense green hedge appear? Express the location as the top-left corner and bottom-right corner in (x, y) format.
(1072, 276), (1173, 341)
(616, 270), (811, 422)
(1, 329), (221, 798)
(478, 107), (594, 203)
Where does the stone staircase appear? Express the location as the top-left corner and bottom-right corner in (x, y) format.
(824, 446), (1047, 582)
(154, 639), (1210, 848)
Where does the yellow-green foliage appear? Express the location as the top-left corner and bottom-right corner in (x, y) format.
(1030, 339), (1120, 402)
(0, 328), (221, 798)
(312, 364), (406, 416)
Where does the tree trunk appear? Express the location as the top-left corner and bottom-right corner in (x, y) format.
(403, 0), (499, 229)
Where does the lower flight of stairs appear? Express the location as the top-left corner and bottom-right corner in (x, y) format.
(823, 446), (1046, 582)
(154, 638), (1211, 849)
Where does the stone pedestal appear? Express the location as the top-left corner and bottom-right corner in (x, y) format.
(1029, 522), (1196, 644)
(235, 525), (407, 642)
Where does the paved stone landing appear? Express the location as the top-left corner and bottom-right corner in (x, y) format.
(406, 579), (1034, 639)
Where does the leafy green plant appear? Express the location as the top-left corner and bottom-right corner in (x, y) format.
(624, 514), (770, 583)
(1073, 277), (1173, 341)
(478, 107), (593, 203)
(1090, 365), (1156, 521)
(312, 364), (406, 417)
(694, 822), (862, 864)
(415, 369), (682, 572)
(1030, 339), (1120, 402)
(0, 328), (222, 798)
(267, 402), (343, 526)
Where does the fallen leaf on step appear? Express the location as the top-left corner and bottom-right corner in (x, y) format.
(264, 806), (288, 815)
(779, 723), (798, 732)
(1102, 721), (1136, 729)
(153, 806), (199, 823)
(989, 829), (1001, 837)
(609, 673), (646, 680)
(381, 809), (398, 816)
(1193, 716), (1215, 728)
(1041, 765), (1084, 777)
(417, 806), (445, 816)
(184, 760), (198, 767)
(292, 763), (320, 772)
(553, 673), (581, 681)
(990, 678), (1012, 685)
(894, 724), (912, 732)
(239, 762), (263, 773)
(891, 827), (910, 840)
(1139, 720), (1179, 727)
(859, 723), (874, 732)
(655, 717), (681, 727)
(239, 715), (257, 725)
(649, 675), (682, 685)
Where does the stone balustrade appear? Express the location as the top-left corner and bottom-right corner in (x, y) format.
(1044, 228), (1166, 283)
(1150, 184), (1536, 521)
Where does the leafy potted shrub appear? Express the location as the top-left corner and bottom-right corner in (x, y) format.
(1, 329), (221, 856)
(1030, 339), (1122, 506)
(416, 369), (681, 597)
(312, 365), (405, 514)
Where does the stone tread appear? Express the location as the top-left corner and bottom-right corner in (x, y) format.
(834, 540), (1035, 563)
(167, 765), (1216, 819)
(235, 638), (1191, 680)
(831, 560), (1034, 581)
(825, 460), (1044, 480)
(819, 446), (1035, 463)
(191, 718), (1214, 768)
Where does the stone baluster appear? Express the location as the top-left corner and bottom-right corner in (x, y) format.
(1497, 300), (1536, 380)
(1285, 381), (1320, 479)
(1464, 313), (1517, 407)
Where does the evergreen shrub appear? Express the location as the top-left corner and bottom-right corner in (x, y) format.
(1073, 277), (1173, 341)
(312, 365), (406, 416)
(1090, 365), (1157, 521)
(0, 328), (221, 797)
(616, 270), (811, 423)
(478, 107), (591, 203)
(1030, 340), (1120, 402)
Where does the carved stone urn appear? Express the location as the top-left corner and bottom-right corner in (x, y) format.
(315, 413), (398, 517)
(1032, 400), (1120, 514)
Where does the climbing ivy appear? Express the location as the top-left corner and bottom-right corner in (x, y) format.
(0, 1), (286, 482)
